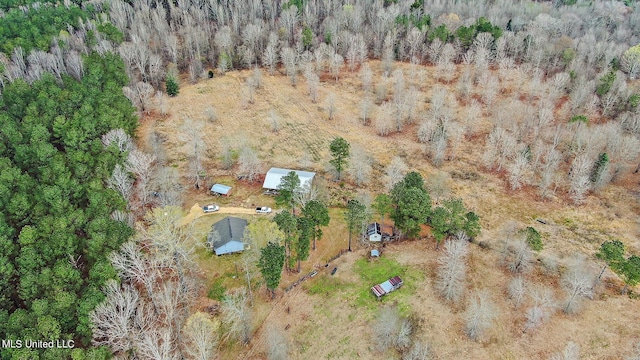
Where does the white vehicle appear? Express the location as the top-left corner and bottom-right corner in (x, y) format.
(203, 204), (219, 213)
(255, 206), (272, 214)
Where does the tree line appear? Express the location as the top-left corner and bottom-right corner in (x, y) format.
(0, 52), (137, 359)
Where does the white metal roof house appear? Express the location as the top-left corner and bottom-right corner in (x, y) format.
(262, 168), (316, 192)
(208, 216), (248, 255)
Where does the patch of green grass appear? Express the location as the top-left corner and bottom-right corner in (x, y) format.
(304, 275), (351, 297)
(355, 257), (405, 285)
(207, 279), (227, 301)
(353, 257), (423, 311)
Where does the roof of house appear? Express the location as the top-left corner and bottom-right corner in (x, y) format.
(210, 216), (248, 255)
(214, 240), (245, 256)
(211, 183), (232, 195)
(367, 222), (381, 235)
(262, 168), (316, 190)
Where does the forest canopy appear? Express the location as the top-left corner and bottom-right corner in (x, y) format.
(0, 52), (137, 359)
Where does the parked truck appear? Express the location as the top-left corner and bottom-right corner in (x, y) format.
(255, 206), (272, 214)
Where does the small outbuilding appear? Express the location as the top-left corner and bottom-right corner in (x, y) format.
(208, 216), (248, 256)
(371, 249), (380, 258)
(262, 168), (316, 192)
(211, 184), (232, 196)
(371, 276), (403, 299)
(367, 222), (382, 242)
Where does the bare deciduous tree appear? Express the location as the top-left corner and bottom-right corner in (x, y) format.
(384, 156), (408, 192)
(537, 144), (561, 198)
(126, 148), (156, 207)
(360, 62), (373, 92)
(102, 128), (133, 153)
(137, 324), (177, 360)
(436, 237), (469, 304)
(110, 241), (159, 309)
(269, 110), (280, 132)
(375, 102), (394, 136)
(500, 235), (533, 274)
(124, 82), (155, 113)
(382, 31), (396, 76)
(222, 289), (252, 345)
(507, 151), (530, 191)
(348, 146), (372, 186)
(372, 304), (401, 352)
(281, 47), (298, 86)
(562, 256), (595, 314)
(154, 91), (169, 115)
(347, 33), (367, 71)
(214, 26), (233, 69)
(263, 32), (279, 75)
(482, 127), (517, 171)
(152, 166), (183, 207)
(359, 97), (374, 125)
(181, 118), (206, 189)
(90, 280), (140, 355)
(305, 70), (320, 103)
(508, 276), (527, 308)
(65, 51), (84, 81)
(181, 312), (218, 360)
(425, 171), (451, 203)
(237, 145), (262, 183)
(465, 290), (498, 341)
(329, 52), (344, 82)
(569, 153), (592, 204)
(325, 93), (337, 120)
(403, 340), (431, 360)
(245, 76), (257, 104)
(524, 285), (556, 333)
(107, 165), (133, 202)
(480, 74), (499, 107)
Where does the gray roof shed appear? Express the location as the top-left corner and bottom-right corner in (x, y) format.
(211, 184), (232, 195)
(209, 216), (248, 255)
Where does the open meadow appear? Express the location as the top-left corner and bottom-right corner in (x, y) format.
(135, 59), (640, 359)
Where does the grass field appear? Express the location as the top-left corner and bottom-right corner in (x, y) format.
(139, 60), (640, 359)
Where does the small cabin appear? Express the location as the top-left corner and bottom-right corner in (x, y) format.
(367, 222), (382, 242)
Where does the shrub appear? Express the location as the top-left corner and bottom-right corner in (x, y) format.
(166, 75), (179, 97)
(521, 227), (543, 251)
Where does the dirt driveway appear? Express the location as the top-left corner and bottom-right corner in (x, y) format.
(180, 203), (265, 226)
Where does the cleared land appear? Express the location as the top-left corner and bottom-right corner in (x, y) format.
(139, 60), (640, 359)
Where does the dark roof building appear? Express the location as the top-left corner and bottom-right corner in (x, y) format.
(208, 216), (248, 255)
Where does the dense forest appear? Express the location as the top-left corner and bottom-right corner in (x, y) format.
(1, 0), (640, 358)
(0, 2), (137, 355)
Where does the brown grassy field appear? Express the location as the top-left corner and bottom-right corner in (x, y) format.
(138, 60), (640, 359)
